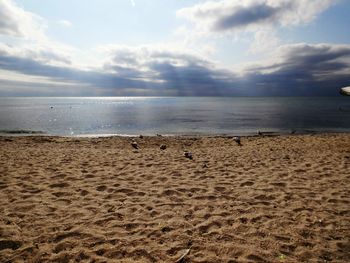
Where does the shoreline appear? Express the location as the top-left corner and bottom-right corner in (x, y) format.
(1, 129), (350, 138)
(1, 133), (349, 262)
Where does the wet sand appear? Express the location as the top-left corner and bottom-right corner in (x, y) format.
(0, 134), (350, 262)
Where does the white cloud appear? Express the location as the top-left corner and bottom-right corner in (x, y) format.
(57, 20), (72, 27)
(0, 42), (72, 67)
(249, 29), (281, 54)
(0, 0), (47, 40)
(0, 0), (80, 69)
(101, 44), (211, 66)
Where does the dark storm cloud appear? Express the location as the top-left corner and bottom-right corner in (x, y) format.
(0, 45), (236, 95)
(242, 44), (350, 95)
(212, 3), (287, 31)
(178, 0), (334, 33)
(148, 61), (237, 96)
(0, 50), (150, 94)
(103, 47), (238, 95)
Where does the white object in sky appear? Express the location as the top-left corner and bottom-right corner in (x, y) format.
(340, 86), (350, 96)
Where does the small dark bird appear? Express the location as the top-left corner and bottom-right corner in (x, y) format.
(183, 151), (193, 160)
(258, 130), (263, 136)
(160, 144), (167, 150)
(233, 136), (242, 146)
(131, 141), (139, 149)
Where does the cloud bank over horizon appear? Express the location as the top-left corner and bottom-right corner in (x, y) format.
(0, 0), (349, 96)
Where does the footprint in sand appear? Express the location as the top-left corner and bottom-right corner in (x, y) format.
(240, 181), (254, 187)
(271, 182), (286, 187)
(49, 182), (69, 188)
(80, 190), (89, 196)
(96, 185), (107, 192)
(246, 254), (267, 262)
(0, 240), (22, 251)
(214, 186), (226, 192)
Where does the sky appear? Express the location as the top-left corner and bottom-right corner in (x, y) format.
(0, 0), (350, 96)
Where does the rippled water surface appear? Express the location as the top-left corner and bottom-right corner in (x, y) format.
(0, 97), (350, 136)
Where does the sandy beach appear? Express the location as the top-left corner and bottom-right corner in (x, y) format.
(0, 134), (349, 262)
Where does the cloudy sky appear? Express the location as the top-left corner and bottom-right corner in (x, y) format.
(0, 0), (349, 96)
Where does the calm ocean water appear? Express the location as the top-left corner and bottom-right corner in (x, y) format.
(0, 97), (350, 136)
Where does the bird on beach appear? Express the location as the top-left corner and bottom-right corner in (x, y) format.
(233, 136), (242, 146)
(131, 140), (139, 149)
(183, 151), (193, 159)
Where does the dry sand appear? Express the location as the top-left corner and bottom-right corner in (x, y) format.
(0, 134), (349, 262)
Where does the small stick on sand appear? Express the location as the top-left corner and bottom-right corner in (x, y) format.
(156, 203), (189, 207)
(175, 246), (192, 263)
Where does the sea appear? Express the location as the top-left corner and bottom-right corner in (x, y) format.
(0, 97), (350, 136)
